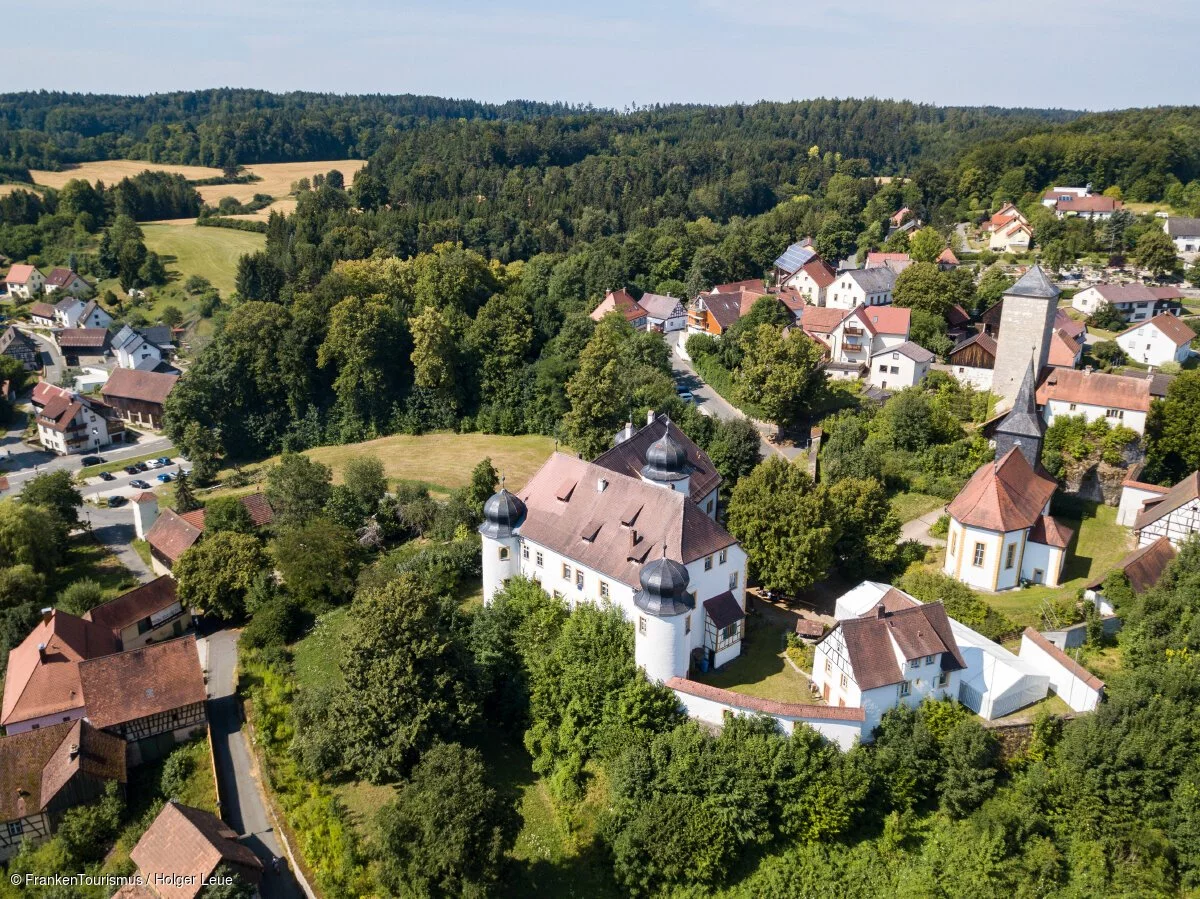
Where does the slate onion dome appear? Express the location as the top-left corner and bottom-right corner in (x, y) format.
(640, 425), (689, 482)
(633, 549), (692, 616)
(478, 487), (526, 538)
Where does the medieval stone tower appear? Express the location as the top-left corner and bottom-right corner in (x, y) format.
(991, 265), (1060, 409)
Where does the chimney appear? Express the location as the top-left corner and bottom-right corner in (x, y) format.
(647, 410), (656, 425)
(629, 528), (639, 548)
(876, 604), (887, 619)
(37, 642), (47, 660)
(40, 607), (52, 625)
(68, 743), (79, 760)
(597, 477), (608, 493)
(1084, 365), (1093, 374)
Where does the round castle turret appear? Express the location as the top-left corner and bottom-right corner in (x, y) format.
(479, 487), (526, 603)
(633, 551), (693, 682)
(640, 427), (691, 495)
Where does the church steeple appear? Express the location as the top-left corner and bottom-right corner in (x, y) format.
(993, 360), (1044, 468)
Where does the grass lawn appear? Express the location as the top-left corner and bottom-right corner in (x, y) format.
(57, 532), (139, 598)
(210, 432), (559, 499)
(983, 501), (1131, 631)
(142, 223), (265, 295)
(890, 491), (946, 523)
(990, 692), (1072, 724)
(696, 616), (813, 703)
(293, 606), (351, 691)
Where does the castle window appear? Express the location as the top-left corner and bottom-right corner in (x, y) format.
(719, 549), (728, 564)
(1069, 403), (1077, 411)
(600, 580), (609, 598)
(498, 547), (509, 561)
(562, 563), (571, 580)
(1005, 543), (1016, 570)
(704, 555), (713, 571)
(522, 544), (529, 560)
(575, 570), (584, 590)
(638, 616), (647, 635)
(972, 542), (986, 567)
(1105, 408), (1124, 420)
(535, 551), (543, 567)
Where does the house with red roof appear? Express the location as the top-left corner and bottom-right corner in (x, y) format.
(780, 255), (837, 305)
(826, 267), (896, 310)
(142, 493), (274, 576)
(1071, 282), (1185, 321)
(4, 264), (45, 299)
(864, 252), (913, 274)
(43, 268), (91, 298)
(1035, 367), (1152, 434)
(1115, 313), (1196, 367)
(826, 304), (912, 369)
(590, 289), (647, 330)
(35, 389), (120, 455)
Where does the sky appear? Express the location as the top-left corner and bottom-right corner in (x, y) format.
(6, 0), (1195, 110)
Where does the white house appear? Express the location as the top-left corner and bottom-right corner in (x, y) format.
(783, 257), (837, 306)
(112, 325), (164, 371)
(1133, 471), (1200, 548)
(826, 304), (910, 368)
(1035, 367), (1152, 434)
(1042, 186), (1090, 207)
(1071, 283), (1185, 321)
(29, 302), (57, 329)
(35, 392), (116, 455)
(1115, 313), (1195, 367)
(1117, 471), (1170, 527)
(479, 420), (748, 684)
(869, 340), (934, 391)
(826, 267), (896, 311)
(1164, 216), (1200, 254)
(637, 293), (686, 333)
(43, 268), (91, 297)
(4, 265), (45, 299)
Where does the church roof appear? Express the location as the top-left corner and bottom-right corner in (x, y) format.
(947, 448), (1057, 533)
(997, 361), (1044, 439)
(1006, 265), (1060, 299)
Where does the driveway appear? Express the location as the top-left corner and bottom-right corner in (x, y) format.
(901, 507), (947, 548)
(206, 629), (309, 899)
(20, 328), (65, 386)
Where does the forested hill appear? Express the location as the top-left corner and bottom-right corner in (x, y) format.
(0, 90), (1083, 171)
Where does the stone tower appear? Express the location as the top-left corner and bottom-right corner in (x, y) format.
(993, 360), (1044, 468)
(991, 265), (1059, 408)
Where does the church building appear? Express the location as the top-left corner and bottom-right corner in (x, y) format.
(479, 416), (749, 682)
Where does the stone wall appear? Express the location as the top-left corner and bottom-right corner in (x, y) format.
(992, 293), (1056, 408)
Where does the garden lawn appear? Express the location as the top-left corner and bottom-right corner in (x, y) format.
(696, 617), (813, 703)
(293, 606), (351, 691)
(889, 491), (946, 523)
(982, 501), (1131, 630)
(57, 533), (139, 599)
(142, 222), (265, 295)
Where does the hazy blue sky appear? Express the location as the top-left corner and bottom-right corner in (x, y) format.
(8, 0), (1194, 109)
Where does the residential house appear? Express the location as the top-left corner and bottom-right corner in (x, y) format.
(1085, 537), (1175, 616)
(77, 636), (207, 766)
(1071, 283), (1185, 321)
(1165, 216), (1200, 254)
(826, 304), (911, 369)
(599, 413), (722, 519)
(29, 302), (57, 328)
(826, 267), (896, 310)
(937, 248), (960, 269)
(1042, 186), (1091, 207)
(1048, 189), (1122, 220)
(637, 293), (686, 333)
(129, 801), (263, 899)
(479, 434), (749, 683)
(111, 325), (165, 371)
(101, 368), (179, 429)
(84, 577), (191, 651)
(985, 204), (1033, 252)
(53, 297), (83, 327)
(1115, 313), (1195, 367)
(75, 299), (113, 330)
(813, 596), (966, 731)
(142, 494), (274, 576)
(29, 381), (69, 412)
(864, 252), (913, 274)
(782, 256), (837, 306)
(687, 287), (763, 336)
(0, 326), (40, 371)
(891, 207), (913, 227)
(1035, 367), (1152, 434)
(590, 289), (647, 330)
(771, 239), (818, 286)
(4, 265), (45, 299)
(55, 327), (111, 365)
(0, 720), (126, 861)
(1133, 471), (1200, 548)
(869, 341), (934, 391)
(1118, 467), (1172, 526)
(1048, 328), (1084, 368)
(35, 391), (120, 455)
(946, 332), (998, 390)
(43, 268), (91, 297)
(1, 610), (118, 735)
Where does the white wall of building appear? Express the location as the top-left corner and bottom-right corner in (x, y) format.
(1120, 482), (1170, 528)
(1116, 323), (1191, 367)
(3, 706), (85, 736)
(1137, 497), (1200, 548)
(869, 352), (929, 391)
(669, 684), (863, 750)
(1018, 633), (1103, 712)
(1042, 399), (1147, 435)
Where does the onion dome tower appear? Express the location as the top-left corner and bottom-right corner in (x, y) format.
(639, 423), (691, 495)
(479, 485), (526, 604)
(633, 549), (694, 682)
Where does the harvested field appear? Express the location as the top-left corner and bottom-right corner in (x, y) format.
(30, 160), (222, 188)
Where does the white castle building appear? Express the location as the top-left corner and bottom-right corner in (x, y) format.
(479, 416), (748, 682)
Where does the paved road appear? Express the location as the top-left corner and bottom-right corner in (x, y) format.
(206, 629), (308, 899)
(900, 507), (948, 548)
(21, 328), (66, 386)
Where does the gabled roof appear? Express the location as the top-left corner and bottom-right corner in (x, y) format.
(773, 240), (817, 275)
(695, 290), (746, 331)
(1054, 308), (1086, 341)
(799, 306), (846, 336)
(84, 576), (179, 635)
(0, 720), (125, 821)
(146, 509), (204, 564)
(871, 340), (933, 364)
(865, 252), (911, 267)
(78, 636), (207, 729)
(31, 381), (69, 407)
(55, 296), (83, 313)
(516, 453), (737, 588)
(1029, 514), (1074, 548)
(797, 258), (836, 288)
(44, 268), (82, 289)
(1, 610), (118, 727)
(1056, 195), (1120, 214)
(937, 248), (960, 265)
(1088, 536), (1175, 594)
(132, 801), (263, 899)
(1007, 265), (1059, 299)
(30, 302), (57, 319)
(1117, 313), (1196, 348)
(712, 278), (765, 293)
(1087, 283), (1185, 303)
(1048, 329), (1083, 367)
(1022, 628), (1104, 690)
(0, 325), (37, 354)
(842, 267), (897, 294)
(637, 293), (684, 320)
(1036, 368), (1152, 413)
(1134, 471), (1200, 531)
(947, 448), (1057, 533)
(948, 331), (997, 361)
(850, 304), (910, 337)
(56, 328), (110, 350)
(101, 368), (179, 405)
(590, 289), (645, 324)
(1165, 216), (1200, 238)
(594, 416), (722, 506)
(5, 264), (38, 284)
(837, 601), (965, 691)
(703, 591), (745, 630)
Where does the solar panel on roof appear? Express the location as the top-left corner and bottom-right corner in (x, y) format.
(772, 243), (816, 273)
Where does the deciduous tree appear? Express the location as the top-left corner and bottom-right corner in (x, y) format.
(174, 531), (268, 620)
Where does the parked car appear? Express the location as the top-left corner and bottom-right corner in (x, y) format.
(676, 389), (694, 403)
(106, 495), (125, 508)
(156, 473), (173, 484)
(124, 466), (141, 476)
(156, 456), (173, 466)
(98, 471), (116, 482)
(81, 455), (105, 466)
(134, 462), (149, 472)
(145, 460), (163, 470)
(130, 479), (151, 489)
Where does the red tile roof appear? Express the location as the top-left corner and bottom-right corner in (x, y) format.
(948, 449), (1057, 533)
(5, 264), (38, 284)
(1, 610), (118, 727)
(1022, 628), (1104, 690)
(131, 801), (263, 899)
(31, 381), (69, 407)
(1029, 514), (1074, 548)
(590, 289), (646, 324)
(1088, 536), (1175, 594)
(593, 417), (722, 506)
(799, 306), (847, 336)
(665, 677), (865, 722)
(1048, 329), (1082, 368)
(1056, 195), (1121, 214)
(30, 302), (57, 319)
(1118, 312), (1196, 348)
(937, 248), (960, 265)
(0, 720), (125, 821)
(1087, 283), (1185, 303)
(45, 268), (85, 289)
(101, 368), (179, 405)
(712, 278), (765, 293)
(1036, 368), (1152, 413)
(55, 328), (110, 350)
(865, 252), (911, 267)
(145, 509), (204, 565)
(797, 258), (836, 288)
(84, 576), (180, 636)
(850, 304), (910, 337)
(1134, 471), (1200, 531)
(1054, 308), (1086, 341)
(838, 602), (965, 690)
(77, 636), (207, 730)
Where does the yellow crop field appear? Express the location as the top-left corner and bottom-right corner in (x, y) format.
(196, 160), (366, 205)
(30, 160), (223, 189)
